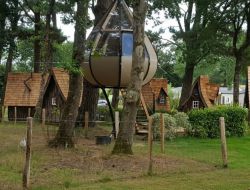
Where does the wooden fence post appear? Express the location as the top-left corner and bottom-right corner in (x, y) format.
(28, 108), (31, 117)
(2, 106), (5, 122)
(42, 109), (45, 128)
(14, 107), (17, 124)
(23, 117), (32, 190)
(160, 113), (165, 153)
(219, 117), (228, 168)
(148, 116), (153, 175)
(115, 111), (119, 138)
(84, 112), (89, 138)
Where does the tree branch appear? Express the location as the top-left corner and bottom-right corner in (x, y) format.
(184, 0), (193, 32)
(174, 1), (184, 34)
(18, 1), (35, 22)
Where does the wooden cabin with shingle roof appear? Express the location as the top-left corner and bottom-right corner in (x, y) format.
(180, 75), (219, 112)
(4, 72), (43, 120)
(136, 78), (170, 133)
(42, 68), (70, 123)
(141, 78), (170, 113)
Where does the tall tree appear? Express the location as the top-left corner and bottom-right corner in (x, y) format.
(34, 0), (67, 119)
(228, 1), (250, 104)
(50, 0), (88, 147)
(77, 0), (113, 128)
(0, 0), (8, 64)
(112, 0), (147, 154)
(151, 0), (230, 110)
(19, 0), (42, 72)
(1, 0), (19, 112)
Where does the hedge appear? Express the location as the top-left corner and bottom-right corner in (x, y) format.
(188, 106), (248, 138)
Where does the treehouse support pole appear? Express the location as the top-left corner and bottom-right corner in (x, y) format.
(102, 88), (116, 138)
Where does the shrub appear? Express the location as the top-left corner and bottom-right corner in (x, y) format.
(188, 106), (247, 138)
(97, 106), (110, 121)
(173, 112), (191, 129)
(152, 113), (177, 141)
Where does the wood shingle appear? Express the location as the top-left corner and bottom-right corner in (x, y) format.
(4, 73), (43, 107)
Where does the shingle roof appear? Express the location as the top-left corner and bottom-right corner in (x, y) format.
(149, 78), (168, 97)
(141, 78), (169, 107)
(51, 68), (69, 100)
(44, 68), (83, 105)
(4, 73), (43, 107)
(194, 75), (219, 107)
(181, 75), (219, 108)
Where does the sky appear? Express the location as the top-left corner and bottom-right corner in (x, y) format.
(57, 10), (177, 43)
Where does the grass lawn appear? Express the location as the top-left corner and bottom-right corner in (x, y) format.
(0, 122), (250, 190)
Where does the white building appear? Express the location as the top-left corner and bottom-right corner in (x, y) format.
(217, 87), (245, 107)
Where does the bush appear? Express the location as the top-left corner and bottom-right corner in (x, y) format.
(173, 112), (191, 129)
(188, 106), (247, 138)
(96, 106), (110, 121)
(152, 113), (176, 140)
(152, 112), (190, 141)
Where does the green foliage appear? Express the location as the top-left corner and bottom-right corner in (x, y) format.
(152, 112), (190, 140)
(167, 84), (179, 111)
(188, 106), (248, 138)
(173, 112), (191, 129)
(54, 42), (73, 67)
(97, 106), (110, 121)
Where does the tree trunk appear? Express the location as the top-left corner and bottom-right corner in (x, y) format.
(34, 12), (41, 73)
(44, 0), (55, 68)
(233, 56), (242, 104)
(112, 89), (119, 109)
(178, 63), (195, 110)
(112, 0), (147, 154)
(0, 0), (7, 65)
(77, 80), (99, 128)
(1, 42), (15, 107)
(1, 0), (18, 108)
(77, 0), (113, 128)
(49, 0), (87, 148)
(0, 21), (4, 63)
(34, 0), (56, 119)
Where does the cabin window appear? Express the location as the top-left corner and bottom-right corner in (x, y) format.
(52, 97), (56, 106)
(194, 88), (199, 96)
(192, 101), (199, 109)
(95, 32), (120, 56)
(122, 33), (133, 56)
(159, 95), (166, 105)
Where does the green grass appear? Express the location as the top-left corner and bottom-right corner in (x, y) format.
(0, 123), (250, 190)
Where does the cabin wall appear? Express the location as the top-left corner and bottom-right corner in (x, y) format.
(142, 82), (171, 113)
(8, 106), (35, 121)
(155, 97), (170, 112)
(182, 84), (205, 112)
(42, 77), (65, 123)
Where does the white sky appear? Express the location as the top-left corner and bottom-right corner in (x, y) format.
(57, 10), (177, 43)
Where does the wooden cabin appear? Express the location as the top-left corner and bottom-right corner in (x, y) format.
(141, 78), (170, 113)
(4, 73), (43, 121)
(42, 68), (69, 123)
(136, 78), (170, 133)
(180, 75), (219, 112)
